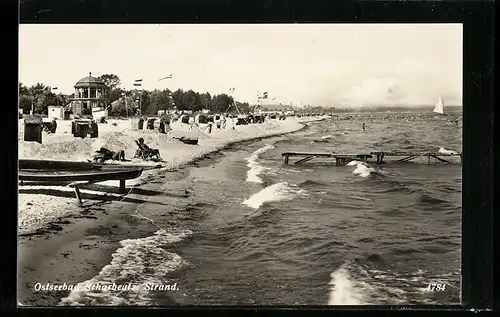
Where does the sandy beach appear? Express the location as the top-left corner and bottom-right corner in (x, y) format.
(18, 115), (328, 306)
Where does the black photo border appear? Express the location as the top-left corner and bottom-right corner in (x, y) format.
(2, 0), (495, 315)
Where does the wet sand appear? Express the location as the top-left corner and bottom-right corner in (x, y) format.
(17, 195), (160, 305)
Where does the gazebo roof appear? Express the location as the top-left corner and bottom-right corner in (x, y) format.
(74, 72), (106, 88)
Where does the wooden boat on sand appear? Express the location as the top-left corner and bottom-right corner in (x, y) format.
(173, 136), (199, 145)
(19, 167), (143, 183)
(18, 159), (159, 206)
(19, 159), (164, 171)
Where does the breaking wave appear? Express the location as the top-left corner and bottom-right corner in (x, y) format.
(346, 161), (377, 178)
(60, 229), (192, 306)
(242, 181), (308, 209)
(328, 257), (460, 305)
(244, 144), (276, 183)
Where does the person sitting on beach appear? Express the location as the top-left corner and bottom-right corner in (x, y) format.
(92, 147), (126, 163)
(134, 137), (162, 160)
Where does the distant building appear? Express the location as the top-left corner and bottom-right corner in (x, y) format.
(69, 72), (109, 118)
(259, 104), (293, 114)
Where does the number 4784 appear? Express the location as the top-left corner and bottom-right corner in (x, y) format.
(426, 283), (446, 292)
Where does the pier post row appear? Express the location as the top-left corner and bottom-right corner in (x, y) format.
(281, 151), (462, 166)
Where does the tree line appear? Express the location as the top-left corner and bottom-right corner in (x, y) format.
(19, 73), (252, 117)
(18, 82), (67, 115)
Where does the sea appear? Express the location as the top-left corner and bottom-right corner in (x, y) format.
(61, 110), (462, 306)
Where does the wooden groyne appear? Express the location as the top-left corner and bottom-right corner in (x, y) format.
(281, 151), (462, 166)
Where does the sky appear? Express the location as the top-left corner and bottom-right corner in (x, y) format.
(19, 24), (463, 107)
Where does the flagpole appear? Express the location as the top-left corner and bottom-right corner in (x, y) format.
(139, 79), (143, 116)
(158, 74), (173, 113)
(52, 87), (59, 106)
(133, 78), (143, 116)
(121, 92), (128, 118)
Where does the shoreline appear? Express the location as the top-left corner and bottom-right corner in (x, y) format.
(17, 116), (329, 306)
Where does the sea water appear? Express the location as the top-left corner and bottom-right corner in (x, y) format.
(61, 111), (462, 306)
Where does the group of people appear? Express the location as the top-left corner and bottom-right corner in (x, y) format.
(187, 114), (227, 133)
(92, 138), (162, 163)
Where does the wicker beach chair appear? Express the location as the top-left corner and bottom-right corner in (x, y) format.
(134, 138), (161, 161)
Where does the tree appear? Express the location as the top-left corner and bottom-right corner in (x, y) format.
(199, 92), (211, 111)
(210, 94), (234, 113)
(19, 82), (32, 113)
(138, 90), (150, 115)
(146, 89), (174, 115)
(19, 95), (32, 114)
(19, 82), (29, 96)
(109, 92), (139, 117)
(108, 87), (125, 105)
(28, 83), (53, 114)
(172, 89), (185, 109)
(185, 90), (199, 111)
(98, 74), (121, 90)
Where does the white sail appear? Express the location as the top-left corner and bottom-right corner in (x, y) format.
(433, 96), (444, 114)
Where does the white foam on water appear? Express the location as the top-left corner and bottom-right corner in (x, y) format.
(346, 161), (360, 167)
(347, 161), (376, 178)
(328, 265), (369, 305)
(438, 147), (458, 155)
(59, 229), (192, 306)
(244, 144), (275, 183)
(321, 134), (334, 139)
(328, 261), (460, 305)
(242, 181), (304, 209)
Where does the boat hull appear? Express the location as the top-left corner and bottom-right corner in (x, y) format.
(18, 167), (143, 182)
(19, 159), (164, 171)
(19, 159), (100, 171)
(173, 137), (199, 145)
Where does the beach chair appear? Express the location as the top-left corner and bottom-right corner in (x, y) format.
(134, 139), (162, 161)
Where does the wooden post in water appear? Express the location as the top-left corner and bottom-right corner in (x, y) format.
(283, 154), (289, 164)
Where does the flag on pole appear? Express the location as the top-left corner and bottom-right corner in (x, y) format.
(134, 79), (143, 87)
(159, 74), (172, 81)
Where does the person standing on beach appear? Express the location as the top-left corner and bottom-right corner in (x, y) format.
(362, 123), (366, 130)
(222, 114), (227, 129)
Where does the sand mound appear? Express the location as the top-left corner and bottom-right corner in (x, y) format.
(18, 130), (181, 162)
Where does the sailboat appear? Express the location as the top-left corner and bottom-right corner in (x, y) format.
(433, 96), (445, 114)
